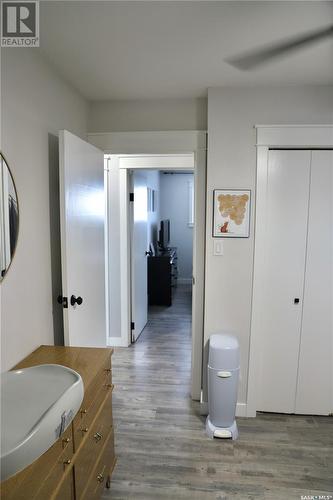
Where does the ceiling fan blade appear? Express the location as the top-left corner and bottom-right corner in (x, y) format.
(226, 24), (333, 70)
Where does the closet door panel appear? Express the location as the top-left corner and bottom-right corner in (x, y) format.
(295, 151), (333, 415)
(258, 150), (311, 413)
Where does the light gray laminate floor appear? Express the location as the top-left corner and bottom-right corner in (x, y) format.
(104, 285), (333, 500)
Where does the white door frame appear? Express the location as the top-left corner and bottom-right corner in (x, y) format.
(124, 159), (194, 345)
(247, 124), (333, 417)
(88, 131), (207, 400)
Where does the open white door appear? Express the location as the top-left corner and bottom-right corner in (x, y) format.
(59, 130), (106, 347)
(131, 171), (148, 342)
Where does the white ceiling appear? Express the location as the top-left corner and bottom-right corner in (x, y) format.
(38, 1), (333, 101)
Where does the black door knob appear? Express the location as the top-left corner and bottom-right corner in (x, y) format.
(70, 295), (83, 306)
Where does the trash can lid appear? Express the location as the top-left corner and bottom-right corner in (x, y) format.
(208, 333), (240, 369)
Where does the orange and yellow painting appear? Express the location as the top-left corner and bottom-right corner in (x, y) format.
(213, 190), (250, 237)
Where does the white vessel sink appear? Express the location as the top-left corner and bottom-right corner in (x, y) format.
(1, 364), (84, 481)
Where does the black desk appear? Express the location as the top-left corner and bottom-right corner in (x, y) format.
(148, 247), (178, 306)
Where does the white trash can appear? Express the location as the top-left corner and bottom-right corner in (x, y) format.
(206, 333), (239, 440)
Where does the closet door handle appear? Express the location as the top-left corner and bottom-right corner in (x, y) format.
(294, 298), (300, 304)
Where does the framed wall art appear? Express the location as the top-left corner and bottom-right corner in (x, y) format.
(213, 189), (251, 238)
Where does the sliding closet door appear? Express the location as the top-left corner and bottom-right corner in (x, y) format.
(295, 151), (333, 415)
(258, 150), (311, 413)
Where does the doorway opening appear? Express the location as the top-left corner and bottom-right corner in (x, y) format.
(130, 167), (194, 346)
(104, 150), (206, 400)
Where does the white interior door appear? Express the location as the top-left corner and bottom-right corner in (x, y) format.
(258, 150), (311, 413)
(295, 151), (333, 415)
(59, 130), (106, 347)
(131, 171), (148, 342)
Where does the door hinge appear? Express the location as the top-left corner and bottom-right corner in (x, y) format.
(131, 322), (135, 330)
(129, 192), (134, 202)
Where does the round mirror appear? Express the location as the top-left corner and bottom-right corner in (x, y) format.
(0, 153), (19, 281)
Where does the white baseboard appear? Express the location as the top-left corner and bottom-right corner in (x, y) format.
(199, 402), (248, 418)
(236, 403), (247, 417)
(107, 337), (129, 347)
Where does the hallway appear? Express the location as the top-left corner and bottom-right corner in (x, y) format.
(104, 285), (332, 500)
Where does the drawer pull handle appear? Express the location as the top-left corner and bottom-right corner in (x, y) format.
(97, 473), (104, 483)
(62, 437), (71, 444)
(104, 368), (112, 373)
(63, 459), (71, 465)
(80, 427), (89, 433)
(94, 432), (103, 442)
(80, 409), (87, 415)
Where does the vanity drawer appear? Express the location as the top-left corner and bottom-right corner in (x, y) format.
(1, 425), (73, 500)
(78, 357), (112, 416)
(73, 359), (112, 450)
(74, 391), (114, 498)
(80, 430), (116, 500)
(52, 469), (75, 500)
(34, 435), (74, 500)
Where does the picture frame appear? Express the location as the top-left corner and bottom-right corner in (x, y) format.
(213, 189), (251, 238)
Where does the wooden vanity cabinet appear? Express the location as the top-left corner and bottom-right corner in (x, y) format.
(1, 346), (116, 500)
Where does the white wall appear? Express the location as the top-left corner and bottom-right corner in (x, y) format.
(160, 172), (193, 281)
(89, 98), (207, 132)
(205, 86), (333, 405)
(1, 49), (88, 371)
